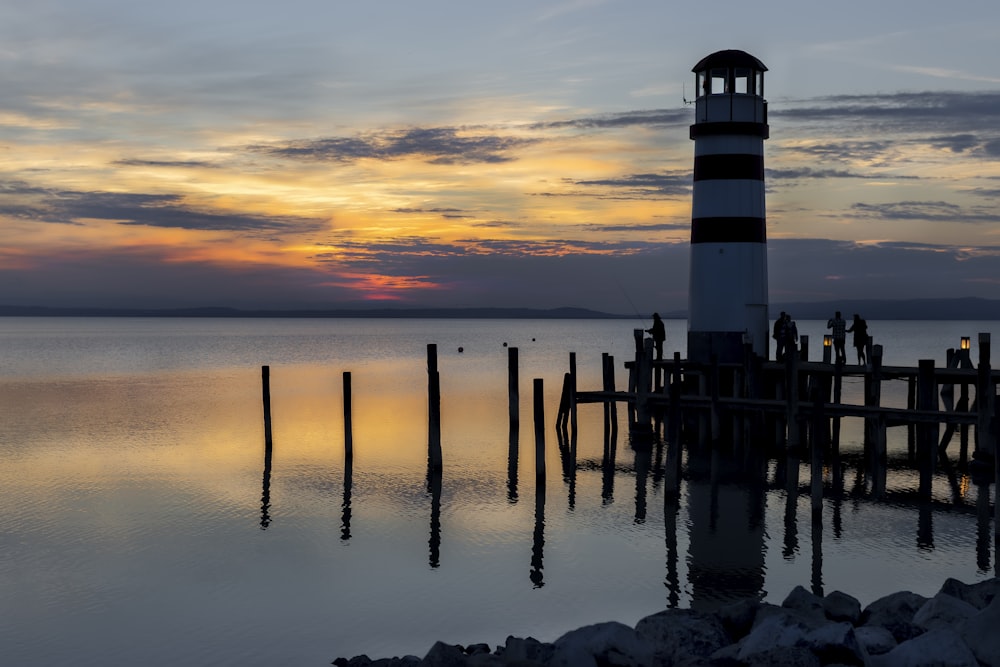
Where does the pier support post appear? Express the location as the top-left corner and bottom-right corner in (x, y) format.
(343, 371), (353, 460)
(427, 344), (442, 471)
(261, 365), (273, 448)
(785, 347), (800, 449)
(917, 359), (938, 498)
(533, 378), (546, 480)
(508, 347), (519, 432)
(977, 333), (995, 456)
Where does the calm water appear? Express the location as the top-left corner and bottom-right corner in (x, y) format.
(0, 317), (997, 665)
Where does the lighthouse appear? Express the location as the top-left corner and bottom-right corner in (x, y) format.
(687, 50), (770, 363)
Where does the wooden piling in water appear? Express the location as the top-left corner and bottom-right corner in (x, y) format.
(427, 344), (442, 471)
(343, 371), (353, 459)
(977, 333), (994, 456)
(533, 378), (546, 480)
(508, 347), (519, 431)
(261, 365), (273, 448)
(917, 359), (938, 497)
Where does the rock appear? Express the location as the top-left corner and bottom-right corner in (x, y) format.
(736, 608), (816, 661)
(634, 608), (730, 664)
(801, 622), (868, 666)
(861, 590), (929, 642)
(742, 646), (821, 667)
(712, 597), (763, 641)
(912, 592), (978, 631)
(854, 625), (897, 656)
(549, 621), (655, 667)
(940, 576), (1000, 610)
(496, 636), (553, 665)
(419, 642), (467, 667)
(823, 590), (862, 625)
(869, 628), (978, 667)
(782, 585), (827, 623)
(959, 595), (1000, 666)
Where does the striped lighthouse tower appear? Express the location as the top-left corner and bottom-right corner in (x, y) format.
(687, 50), (770, 364)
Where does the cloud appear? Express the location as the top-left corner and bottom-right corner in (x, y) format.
(0, 185), (325, 233)
(570, 171), (692, 197)
(249, 127), (538, 165)
(850, 201), (1000, 223)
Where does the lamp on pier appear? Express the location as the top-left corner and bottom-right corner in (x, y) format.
(823, 335), (833, 348)
(961, 337), (971, 351)
(822, 335), (833, 363)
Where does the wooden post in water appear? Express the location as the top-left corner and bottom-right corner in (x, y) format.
(917, 359), (938, 498)
(427, 344), (443, 471)
(800, 335), (809, 362)
(533, 378), (546, 480)
(602, 353), (618, 440)
(343, 371), (353, 459)
(870, 345), (886, 496)
(632, 337), (654, 439)
(261, 365), (273, 448)
(785, 348), (800, 448)
(569, 352), (578, 440)
(508, 347), (519, 431)
(977, 333), (994, 456)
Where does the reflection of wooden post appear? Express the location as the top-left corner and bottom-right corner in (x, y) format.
(533, 378), (546, 480)
(427, 344), (442, 471)
(343, 371), (353, 459)
(261, 365), (273, 447)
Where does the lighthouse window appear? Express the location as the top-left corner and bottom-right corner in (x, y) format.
(710, 68), (727, 94)
(733, 68), (751, 94)
(755, 71), (764, 96)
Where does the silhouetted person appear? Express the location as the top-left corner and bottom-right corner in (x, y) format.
(782, 313), (798, 359)
(773, 311), (787, 361)
(827, 311), (847, 365)
(847, 314), (869, 365)
(646, 312), (666, 360)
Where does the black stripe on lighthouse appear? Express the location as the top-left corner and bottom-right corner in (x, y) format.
(690, 217), (766, 244)
(693, 154), (764, 181)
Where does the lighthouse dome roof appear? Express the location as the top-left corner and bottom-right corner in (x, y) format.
(692, 50), (767, 73)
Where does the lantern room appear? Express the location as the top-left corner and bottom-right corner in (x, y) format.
(691, 49), (768, 133)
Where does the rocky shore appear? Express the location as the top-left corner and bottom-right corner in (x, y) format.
(332, 576), (1000, 666)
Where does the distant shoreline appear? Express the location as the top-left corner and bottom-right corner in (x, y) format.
(4, 296), (1000, 320)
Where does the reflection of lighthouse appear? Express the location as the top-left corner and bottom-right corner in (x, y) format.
(688, 50), (770, 363)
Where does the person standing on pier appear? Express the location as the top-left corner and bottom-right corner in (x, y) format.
(827, 311), (847, 365)
(646, 312), (666, 360)
(773, 311), (787, 361)
(847, 314), (869, 365)
(782, 313), (799, 359)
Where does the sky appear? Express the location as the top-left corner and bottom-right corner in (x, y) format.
(2, 0), (1000, 315)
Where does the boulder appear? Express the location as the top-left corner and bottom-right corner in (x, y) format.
(549, 621), (655, 667)
(800, 622), (868, 666)
(869, 628), (977, 667)
(861, 590), (928, 642)
(912, 592), (977, 631)
(634, 608), (730, 664)
(419, 642), (468, 667)
(823, 590), (862, 625)
(959, 595), (1000, 666)
(741, 646), (821, 667)
(496, 636), (553, 665)
(854, 625), (897, 656)
(713, 597), (763, 641)
(781, 585), (827, 623)
(736, 607), (816, 661)
(940, 576), (1000, 610)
